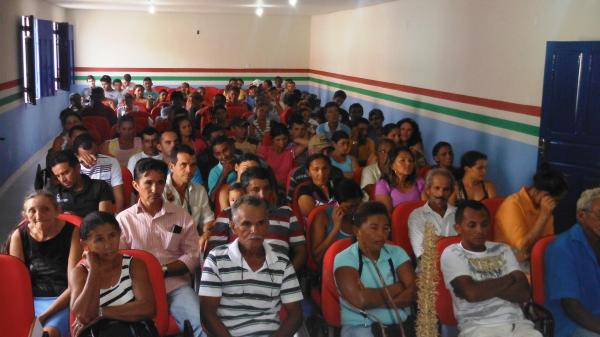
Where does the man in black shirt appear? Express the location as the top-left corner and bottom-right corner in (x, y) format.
(47, 150), (114, 217)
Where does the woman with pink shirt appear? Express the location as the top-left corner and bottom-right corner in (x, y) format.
(257, 122), (307, 187)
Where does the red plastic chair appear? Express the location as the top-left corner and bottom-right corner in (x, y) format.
(352, 166), (363, 186)
(202, 87), (221, 104)
(120, 249), (180, 336)
(417, 165), (432, 179)
(154, 86), (171, 92)
(436, 235), (461, 326)
(305, 205), (333, 274)
(390, 200), (426, 260)
(121, 166), (134, 207)
(0, 254), (35, 337)
(57, 213), (83, 227)
(291, 181), (311, 226)
(285, 167), (299, 195)
(321, 238), (353, 328)
(82, 116), (111, 143)
(154, 119), (170, 133)
(482, 196), (505, 240)
(530, 235), (555, 305)
(150, 106), (163, 121)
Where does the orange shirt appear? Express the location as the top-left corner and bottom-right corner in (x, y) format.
(494, 187), (554, 254)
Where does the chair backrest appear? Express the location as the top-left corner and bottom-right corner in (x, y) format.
(321, 238), (353, 328)
(530, 235), (555, 305)
(121, 166), (134, 207)
(417, 165), (432, 179)
(305, 205), (333, 273)
(154, 119), (170, 133)
(352, 166), (363, 185)
(119, 249), (170, 336)
(0, 254), (35, 337)
(291, 180), (311, 225)
(57, 213), (83, 227)
(391, 200), (426, 260)
(436, 235), (461, 326)
(482, 196), (505, 240)
(82, 116), (111, 143)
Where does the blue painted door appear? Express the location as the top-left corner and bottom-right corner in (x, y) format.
(539, 41), (600, 232)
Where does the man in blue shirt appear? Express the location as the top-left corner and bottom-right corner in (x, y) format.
(207, 136), (237, 196)
(545, 187), (600, 337)
(316, 102), (351, 140)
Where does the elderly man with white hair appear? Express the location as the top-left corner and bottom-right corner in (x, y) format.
(545, 187), (600, 337)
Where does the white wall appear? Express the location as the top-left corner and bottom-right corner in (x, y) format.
(0, 0), (66, 83)
(309, 0), (600, 106)
(68, 9), (311, 69)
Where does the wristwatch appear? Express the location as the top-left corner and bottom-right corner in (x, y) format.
(161, 264), (168, 276)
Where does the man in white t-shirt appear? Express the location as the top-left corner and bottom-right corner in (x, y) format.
(441, 200), (541, 337)
(127, 127), (163, 175)
(73, 133), (125, 213)
(409, 168), (457, 259)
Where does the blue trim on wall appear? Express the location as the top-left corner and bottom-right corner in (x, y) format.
(0, 91), (69, 184)
(309, 85), (537, 196)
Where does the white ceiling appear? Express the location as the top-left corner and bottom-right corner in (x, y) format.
(46, 0), (397, 16)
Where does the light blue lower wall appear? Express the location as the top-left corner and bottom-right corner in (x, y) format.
(309, 85), (538, 196)
(0, 91), (70, 184)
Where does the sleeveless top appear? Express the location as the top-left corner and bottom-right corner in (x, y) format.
(99, 255), (135, 307)
(324, 207), (353, 240)
(107, 137), (142, 166)
(456, 179), (489, 202)
(19, 222), (75, 297)
(331, 155), (353, 174)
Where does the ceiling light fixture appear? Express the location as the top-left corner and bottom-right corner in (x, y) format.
(289, 0), (297, 6)
(148, 5), (156, 14)
(255, 7), (264, 16)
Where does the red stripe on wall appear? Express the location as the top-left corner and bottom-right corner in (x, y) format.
(0, 79), (19, 91)
(74, 67), (540, 117)
(309, 69), (541, 117)
(75, 67), (309, 73)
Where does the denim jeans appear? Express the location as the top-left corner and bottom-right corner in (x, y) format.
(167, 286), (205, 337)
(341, 325), (374, 337)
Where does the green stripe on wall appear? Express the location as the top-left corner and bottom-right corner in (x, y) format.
(74, 73), (538, 137)
(309, 77), (539, 137)
(0, 93), (21, 109)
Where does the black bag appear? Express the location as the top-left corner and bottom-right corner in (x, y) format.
(523, 301), (554, 337)
(78, 318), (159, 337)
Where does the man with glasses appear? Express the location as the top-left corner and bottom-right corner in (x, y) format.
(545, 188), (600, 337)
(199, 195), (303, 337)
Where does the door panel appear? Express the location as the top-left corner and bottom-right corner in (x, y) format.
(539, 41), (600, 233)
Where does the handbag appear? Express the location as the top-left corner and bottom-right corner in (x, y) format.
(523, 301), (554, 337)
(77, 318), (160, 337)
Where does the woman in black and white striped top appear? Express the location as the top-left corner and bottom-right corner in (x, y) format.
(69, 212), (156, 336)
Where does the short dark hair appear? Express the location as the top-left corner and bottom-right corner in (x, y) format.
(333, 178), (363, 202)
(141, 126), (159, 138)
(69, 125), (88, 138)
(169, 144), (195, 164)
(81, 211), (120, 240)
(333, 90), (347, 99)
(118, 114), (134, 127)
(533, 163), (568, 198)
(86, 75), (95, 81)
(460, 150), (488, 169)
(73, 133), (95, 151)
(113, 78), (122, 84)
(143, 77), (152, 82)
(270, 122), (289, 139)
(171, 91), (184, 102)
(48, 150), (79, 168)
(240, 166), (272, 190)
(383, 123), (399, 136)
(100, 75), (111, 83)
(352, 117), (369, 128)
(59, 109), (81, 126)
(331, 130), (349, 143)
(352, 201), (389, 228)
(432, 141), (452, 157)
(211, 135), (233, 150)
(237, 152), (261, 166)
(287, 114), (305, 127)
(133, 158), (168, 181)
(123, 74), (132, 81)
(455, 200), (489, 225)
(325, 101), (339, 111)
(305, 153), (331, 171)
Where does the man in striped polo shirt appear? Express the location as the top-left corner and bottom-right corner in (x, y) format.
(206, 166), (306, 272)
(199, 195), (303, 337)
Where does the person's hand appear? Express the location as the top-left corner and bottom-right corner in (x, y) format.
(332, 207), (345, 231)
(78, 152), (97, 168)
(83, 251), (101, 272)
(540, 195), (557, 215)
(38, 312), (48, 324)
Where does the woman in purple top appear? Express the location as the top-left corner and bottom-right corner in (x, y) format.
(374, 146), (425, 212)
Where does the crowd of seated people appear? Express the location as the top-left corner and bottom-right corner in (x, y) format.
(3, 73), (598, 337)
